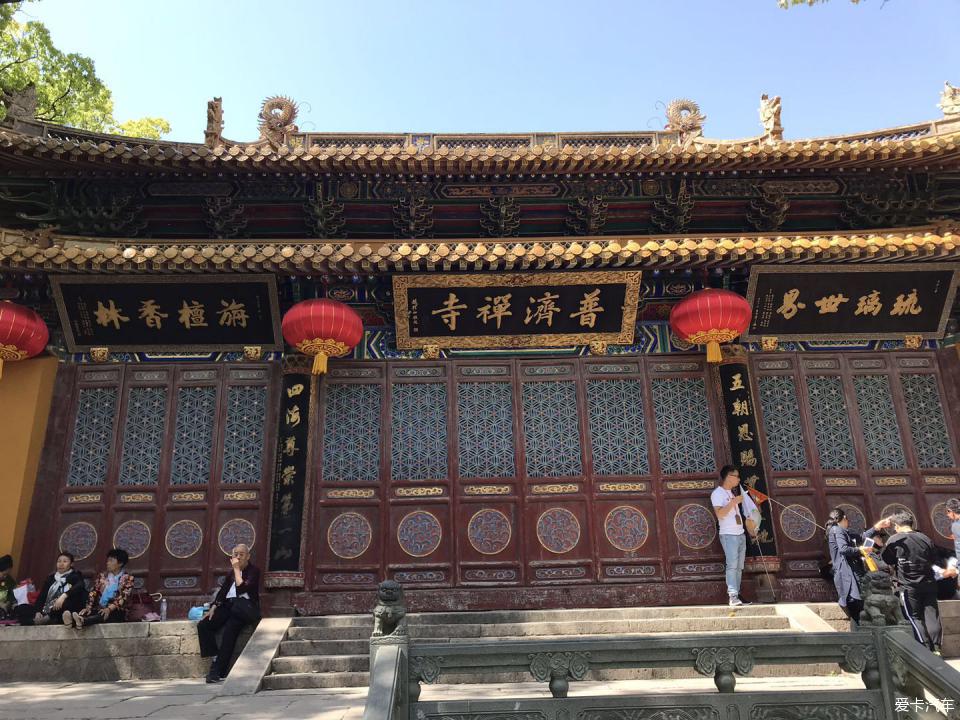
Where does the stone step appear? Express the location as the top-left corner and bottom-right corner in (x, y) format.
(290, 605), (778, 628)
(317, 615), (790, 641)
(261, 670), (371, 690)
(287, 625), (375, 641)
(271, 654), (369, 674)
(278, 639), (370, 656)
(275, 628), (802, 671)
(281, 626), (801, 658)
(260, 662), (844, 691)
(808, 603), (851, 632)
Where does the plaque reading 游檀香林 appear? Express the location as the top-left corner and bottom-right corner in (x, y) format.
(50, 274), (282, 352)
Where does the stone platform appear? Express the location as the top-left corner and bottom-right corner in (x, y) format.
(0, 621), (251, 682)
(0, 674), (876, 720)
(1, 600), (956, 691)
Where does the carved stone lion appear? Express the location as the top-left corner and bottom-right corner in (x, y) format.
(859, 571), (906, 627)
(372, 580), (407, 638)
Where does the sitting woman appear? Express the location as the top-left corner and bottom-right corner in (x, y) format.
(15, 551), (86, 626)
(0, 555), (15, 620)
(68, 548), (135, 628)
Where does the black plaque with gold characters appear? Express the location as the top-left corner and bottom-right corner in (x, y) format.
(717, 362), (777, 559)
(268, 372), (311, 574)
(50, 275), (282, 352)
(393, 271), (641, 349)
(744, 264), (958, 341)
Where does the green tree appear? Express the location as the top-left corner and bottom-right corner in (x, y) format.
(0, 2), (169, 139)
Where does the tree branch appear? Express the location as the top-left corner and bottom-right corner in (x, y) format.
(0, 54), (37, 77)
(35, 82), (71, 121)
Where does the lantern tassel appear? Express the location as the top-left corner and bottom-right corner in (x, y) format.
(706, 340), (722, 364)
(311, 353), (328, 376)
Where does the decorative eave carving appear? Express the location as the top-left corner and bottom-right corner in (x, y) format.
(392, 195), (434, 239)
(204, 196), (247, 239)
(566, 195), (608, 236)
(651, 179), (694, 233)
(746, 190), (790, 232)
(0, 226), (956, 274)
(480, 197), (521, 237)
(304, 190), (345, 239)
(0, 180), (145, 237)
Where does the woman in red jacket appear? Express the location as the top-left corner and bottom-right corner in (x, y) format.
(68, 548), (136, 628)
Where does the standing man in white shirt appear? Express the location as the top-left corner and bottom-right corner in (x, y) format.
(710, 465), (753, 607)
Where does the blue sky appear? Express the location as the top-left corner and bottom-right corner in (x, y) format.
(19, 0), (960, 143)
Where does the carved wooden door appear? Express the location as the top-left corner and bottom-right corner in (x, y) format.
(309, 356), (732, 595)
(751, 351), (960, 587)
(27, 363), (278, 603)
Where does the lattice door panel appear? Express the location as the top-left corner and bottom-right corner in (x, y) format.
(751, 352), (960, 578)
(43, 363), (277, 601)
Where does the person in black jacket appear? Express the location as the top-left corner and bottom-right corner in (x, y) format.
(866, 511), (943, 655)
(16, 551), (86, 626)
(825, 507), (867, 630)
(197, 544), (261, 683)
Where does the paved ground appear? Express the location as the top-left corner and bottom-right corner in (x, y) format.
(0, 673), (886, 720)
(4, 660), (960, 720)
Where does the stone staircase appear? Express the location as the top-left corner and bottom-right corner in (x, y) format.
(261, 604), (830, 691)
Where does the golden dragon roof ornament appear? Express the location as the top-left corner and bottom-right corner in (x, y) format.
(258, 96), (300, 148)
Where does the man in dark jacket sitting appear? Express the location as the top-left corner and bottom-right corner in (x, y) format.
(197, 544), (261, 683)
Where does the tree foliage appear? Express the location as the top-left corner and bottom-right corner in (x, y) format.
(0, 2), (169, 139)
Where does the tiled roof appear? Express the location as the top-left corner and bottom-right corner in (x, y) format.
(1, 226), (957, 274)
(1, 119), (960, 175)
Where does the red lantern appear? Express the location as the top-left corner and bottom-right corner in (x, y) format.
(669, 289), (751, 363)
(281, 298), (363, 375)
(0, 301), (48, 379)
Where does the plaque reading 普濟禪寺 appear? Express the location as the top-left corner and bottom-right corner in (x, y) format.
(393, 271), (640, 349)
(744, 264), (959, 341)
(50, 275), (282, 352)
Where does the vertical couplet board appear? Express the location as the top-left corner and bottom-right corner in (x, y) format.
(716, 361), (777, 560)
(266, 369), (312, 588)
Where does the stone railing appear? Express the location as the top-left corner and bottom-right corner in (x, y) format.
(886, 629), (960, 719)
(362, 626), (960, 720)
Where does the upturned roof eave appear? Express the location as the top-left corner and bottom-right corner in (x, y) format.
(1, 225), (957, 275)
(2, 116), (960, 176)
